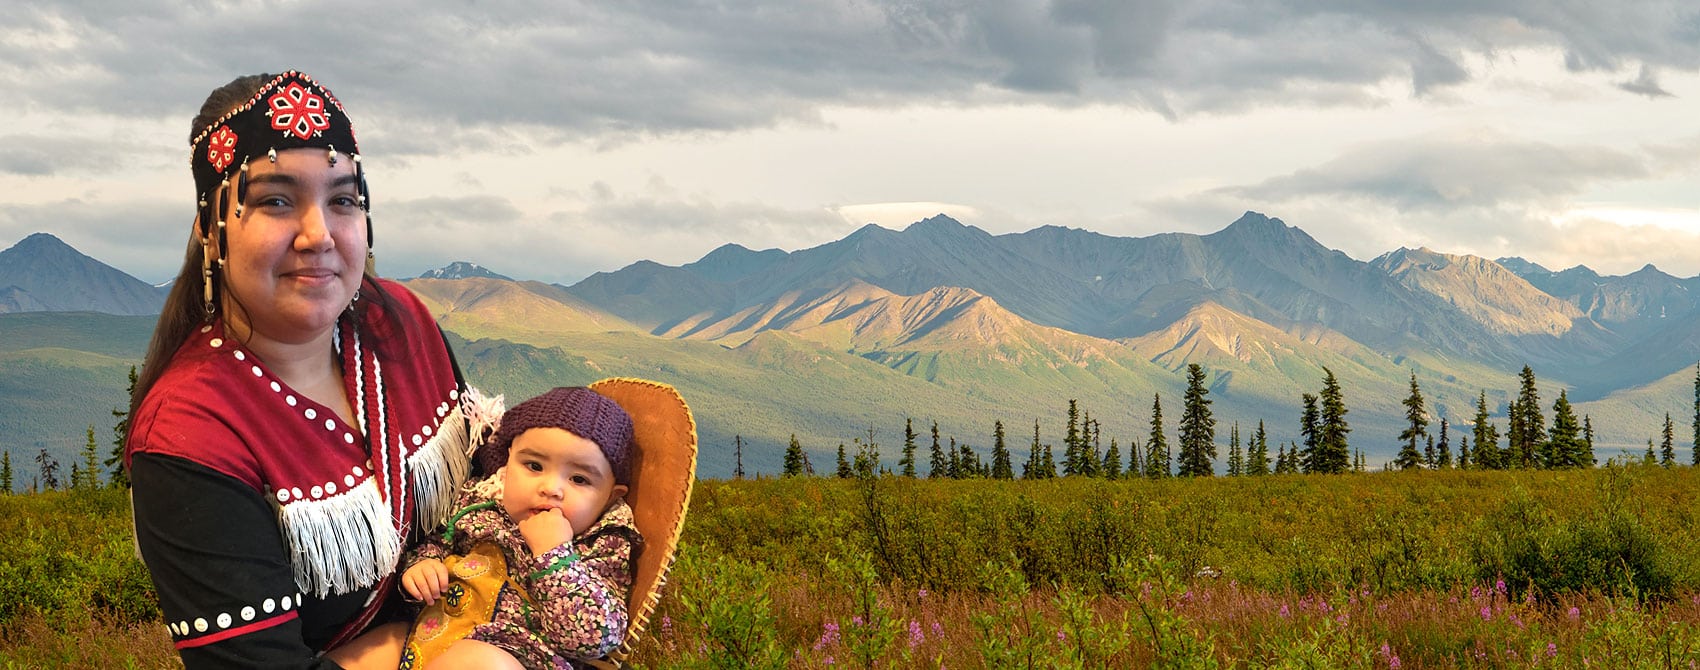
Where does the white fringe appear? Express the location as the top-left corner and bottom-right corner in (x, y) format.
(409, 404), (474, 532)
(276, 478), (402, 598)
(457, 386), (506, 458)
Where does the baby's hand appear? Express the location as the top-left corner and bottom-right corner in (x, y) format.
(518, 508), (574, 557)
(402, 558), (450, 605)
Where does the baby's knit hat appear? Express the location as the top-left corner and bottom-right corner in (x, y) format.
(476, 386), (634, 485)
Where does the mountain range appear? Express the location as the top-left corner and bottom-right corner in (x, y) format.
(2, 213), (1696, 481)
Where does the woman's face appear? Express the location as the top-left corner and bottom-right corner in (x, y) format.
(219, 148), (366, 346)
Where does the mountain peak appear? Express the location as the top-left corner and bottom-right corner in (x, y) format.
(0, 232), (165, 314)
(1629, 263), (1669, 278)
(906, 214), (965, 230)
(1223, 211), (1286, 231)
(418, 261), (511, 281)
(686, 243), (789, 282)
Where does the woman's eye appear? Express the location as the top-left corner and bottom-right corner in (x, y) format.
(331, 194), (360, 208)
(253, 195), (288, 208)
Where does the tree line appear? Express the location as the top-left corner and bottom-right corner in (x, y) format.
(768, 362), (1700, 480)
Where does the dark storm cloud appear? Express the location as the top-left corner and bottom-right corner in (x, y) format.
(1224, 136), (1650, 210)
(4, 0), (1698, 152)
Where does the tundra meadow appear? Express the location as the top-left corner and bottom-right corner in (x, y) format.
(4, 461), (1700, 669)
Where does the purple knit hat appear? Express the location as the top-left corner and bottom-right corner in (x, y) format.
(476, 387), (634, 485)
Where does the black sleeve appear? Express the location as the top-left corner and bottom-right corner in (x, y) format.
(131, 453), (359, 670)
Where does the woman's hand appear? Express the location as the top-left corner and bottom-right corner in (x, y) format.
(402, 558), (450, 605)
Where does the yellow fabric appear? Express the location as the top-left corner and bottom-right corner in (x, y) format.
(400, 542), (518, 668)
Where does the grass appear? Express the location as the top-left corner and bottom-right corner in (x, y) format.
(6, 464), (1700, 667)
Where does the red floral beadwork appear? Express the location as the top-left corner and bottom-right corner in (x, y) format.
(206, 126), (238, 172)
(268, 81), (331, 140)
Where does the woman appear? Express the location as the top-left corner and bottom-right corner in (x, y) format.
(127, 71), (481, 668)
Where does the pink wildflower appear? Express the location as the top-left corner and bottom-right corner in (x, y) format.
(1547, 642), (1558, 658)
(932, 621), (944, 638)
(908, 620), (924, 649)
(814, 622), (841, 651)
(1568, 606), (1581, 621)
(1479, 605), (1492, 621)
(1495, 579), (1507, 595)
(1279, 604), (1291, 618)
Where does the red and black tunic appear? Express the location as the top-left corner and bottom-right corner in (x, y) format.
(127, 278), (473, 669)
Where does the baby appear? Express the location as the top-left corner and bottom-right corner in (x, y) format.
(331, 386), (642, 669)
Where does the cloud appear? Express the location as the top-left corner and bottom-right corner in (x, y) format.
(7, 0), (1698, 149)
(1619, 64), (1674, 98)
(1223, 132), (1649, 210)
(377, 185), (855, 284)
(0, 134), (152, 176)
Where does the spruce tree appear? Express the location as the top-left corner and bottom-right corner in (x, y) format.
(928, 421), (947, 479)
(1472, 392), (1501, 470)
(1176, 364), (1217, 477)
(1515, 366), (1544, 468)
(1274, 444), (1287, 474)
(1145, 393), (1170, 478)
(1064, 399), (1082, 476)
(106, 364), (137, 489)
(991, 420), (1014, 480)
(1040, 442), (1057, 479)
(1226, 423), (1243, 476)
(1694, 364), (1700, 465)
(1506, 397), (1525, 468)
(1023, 420), (1041, 479)
(1457, 434), (1471, 469)
(80, 425), (101, 490)
(1661, 412), (1676, 467)
(733, 435), (745, 479)
(900, 418), (918, 478)
(1299, 393), (1320, 473)
(34, 449), (60, 491)
(1397, 372), (1428, 470)
(783, 434), (807, 476)
(1582, 415), (1596, 466)
(1436, 418), (1452, 468)
(1544, 390), (1583, 469)
(1126, 435), (1142, 476)
(1424, 435), (1436, 469)
(1082, 415), (1102, 477)
(1103, 438), (1122, 480)
(1645, 439), (1657, 466)
(947, 437), (961, 478)
(0, 451), (9, 494)
(836, 444), (852, 478)
(1314, 368), (1352, 474)
(1248, 420), (1270, 476)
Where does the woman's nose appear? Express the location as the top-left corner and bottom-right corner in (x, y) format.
(294, 205), (334, 252)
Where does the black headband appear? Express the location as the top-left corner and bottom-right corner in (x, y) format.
(189, 71), (370, 244)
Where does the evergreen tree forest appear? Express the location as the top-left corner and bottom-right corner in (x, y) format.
(762, 362), (1692, 481)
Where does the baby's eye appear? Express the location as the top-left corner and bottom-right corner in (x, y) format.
(571, 475), (591, 485)
(525, 461), (544, 473)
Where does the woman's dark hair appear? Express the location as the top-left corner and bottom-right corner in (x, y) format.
(128, 73), (400, 433)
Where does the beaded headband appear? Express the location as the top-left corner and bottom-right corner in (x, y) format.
(189, 71), (370, 246)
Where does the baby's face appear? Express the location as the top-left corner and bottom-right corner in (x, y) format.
(501, 427), (626, 537)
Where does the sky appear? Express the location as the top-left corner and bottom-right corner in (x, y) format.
(2, 1), (1699, 286)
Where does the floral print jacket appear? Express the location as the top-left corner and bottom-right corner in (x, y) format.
(404, 487), (641, 668)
